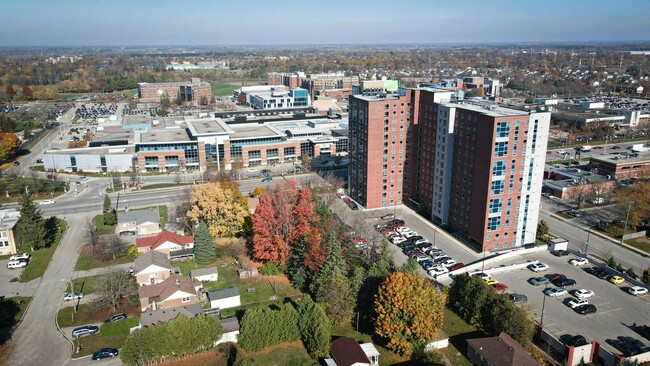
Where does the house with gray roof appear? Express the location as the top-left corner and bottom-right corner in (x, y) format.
(116, 207), (161, 236)
(190, 267), (218, 282)
(134, 249), (172, 286)
(216, 317), (240, 345)
(207, 287), (240, 310)
(140, 303), (203, 326)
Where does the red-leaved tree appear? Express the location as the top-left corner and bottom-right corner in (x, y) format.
(251, 181), (317, 266)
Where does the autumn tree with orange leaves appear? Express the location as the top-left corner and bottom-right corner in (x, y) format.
(374, 272), (446, 357)
(251, 180), (317, 266)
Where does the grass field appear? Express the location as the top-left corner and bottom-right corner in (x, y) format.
(0, 177), (66, 203)
(0, 296), (32, 328)
(75, 247), (134, 271)
(20, 219), (68, 283)
(626, 236), (650, 253)
(93, 214), (116, 235)
(210, 82), (238, 97)
(71, 273), (106, 295)
(440, 307), (484, 366)
(242, 342), (317, 366)
(71, 333), (129, 359)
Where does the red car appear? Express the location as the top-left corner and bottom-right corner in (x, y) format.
(449, 263), (465, 271)
(353, 236), (367, 244)
(492, 283), (508, 291)
(380, 228), (395, 235)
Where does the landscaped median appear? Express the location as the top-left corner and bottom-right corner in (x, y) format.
(20, 219), (68, 283)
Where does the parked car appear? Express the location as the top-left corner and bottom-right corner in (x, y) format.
(608, 275), (625, 284)
(63, 292), (84, 301)
(484, 278), (500, 286)
(380, 213), (395, 220)
(472, 272), (491, 280)
(391, 236), (406, 244)
(247, 168), (257, 173)
(566, 335), (588, 347)
(628, 286), (649, 296)
(38, 199), (55, 205)
(551, 250), (570, 257)
(574, 289), (595, 299)
(9, 253), (31, 261)
(569, 258), (589, 266)
(529, 263), (549, 272)
(7, 260), (28, 270)
(492, 283), (508, 291)
(428, 267), (449, 276)
(420, 260), (435, 271)
(544, 287), (568, 297)
(553, 278), (577, 287)
(261, 177), (273, 182)
(439, 259), (457, 268)
(584, 266), (604, 276)
(105, 313), (127, 323)
(567, 298), (589, 309)
(596, 271), (612, 280)
(72, 325), (99, 338)
(544, 273), (567, 282)
(119, 230), (136, 236)
(575, 304), (597, 315)
(91, 348), (119, 360)
(528, 276), (551, 286)
(509, 293), (528, 304)
(449, 263), (465, 271)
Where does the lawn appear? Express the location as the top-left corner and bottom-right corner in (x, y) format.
(439, 307), (485, 366)
(75, 248), (135, 271)
(71, 333), (129, 359)
(20, 219), (68, 283)
(626, 236), (650, 253)
(58, 296), (140, 328)
(0, 177), (66, 203)
(140, 182), (192, 190)
(93, 214), (116, 235)
(72, 273), (106, 295)
(242, 341), (317, 366)
(0, 296), (32, 328)
(210, 82), (238, 97)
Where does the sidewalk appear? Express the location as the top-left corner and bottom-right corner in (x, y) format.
(72, 263), (132, 280)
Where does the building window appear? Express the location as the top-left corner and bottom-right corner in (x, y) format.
(490, 180), (504, 195)
(494, 141), (508, 157)
(487, 216), (501, 231)
(182, 296), (190, 303)
(496, 121), (510, 137)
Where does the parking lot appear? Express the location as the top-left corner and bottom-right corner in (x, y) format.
(486, 250), (650, 354)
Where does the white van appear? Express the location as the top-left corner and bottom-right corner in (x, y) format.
(7, 260), (28, 270)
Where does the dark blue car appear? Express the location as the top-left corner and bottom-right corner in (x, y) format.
(92, 348), (119, 360)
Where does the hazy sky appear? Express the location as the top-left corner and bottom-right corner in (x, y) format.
(1, 0), (649, 46)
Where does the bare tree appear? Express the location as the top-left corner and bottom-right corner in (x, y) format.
(46, 169), (59, 181)
(102, 234), (129, 260)
(169, 189), (195, 235)
(85, 219), (102, 256)
(95, 270), (136, 312)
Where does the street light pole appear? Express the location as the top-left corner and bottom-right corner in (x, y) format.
(620, 202), (632, 245)
(540, 283), (549, 326)
(585, 227), (591, 255)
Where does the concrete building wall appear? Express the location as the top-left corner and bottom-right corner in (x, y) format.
(210, 296), (241, 310)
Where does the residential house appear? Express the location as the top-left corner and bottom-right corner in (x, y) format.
(190, 267), (218, 282)
(116, 207), (161, 236)
(0, 209), (20, 256)
(324, 337), (379, 366)
(140, 303), (203, 327)
(134, 250), (172, 286)
(136, 230), (194, 258)
(206, 287), (240, 310)
(466, 332), (540, 366)
(138, 275), (199, 312)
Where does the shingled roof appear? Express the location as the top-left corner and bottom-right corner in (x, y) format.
(140, 304), (203, 326)
(137, 275), (197, 302)
(330, 337), (370, 366)
(118, 207), (160, 226)
(467, 332), (540, 366)
(134, 249), (172, 274)
(136, 230), (194, 249)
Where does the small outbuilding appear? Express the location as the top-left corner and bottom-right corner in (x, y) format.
(190, 267), (218, 282)
(207, 287), (241, 310)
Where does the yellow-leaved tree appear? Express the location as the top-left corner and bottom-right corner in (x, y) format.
(374, 271), (446, 357)
(187, 182), (249, 238)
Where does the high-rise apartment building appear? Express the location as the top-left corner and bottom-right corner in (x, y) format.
(349, 86), (550, 251)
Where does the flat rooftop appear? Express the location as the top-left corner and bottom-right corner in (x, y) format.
(0, 209), (20, 231)
(444, 100), (533, 117)
(229, 124), (285, 140)
(590, 152), (650, 164)
(46, 145), (135, 155)
(186, 118), (233, 135)
(122, 114), (152, 125)
(136, 129), (192, 143)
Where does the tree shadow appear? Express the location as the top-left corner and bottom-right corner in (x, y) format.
(0, 298), (22, 345)
(44, 216), (59, 247)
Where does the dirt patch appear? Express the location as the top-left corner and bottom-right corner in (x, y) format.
(158, 350), (227, 366)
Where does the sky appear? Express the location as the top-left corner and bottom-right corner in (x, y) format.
(1, 0), (649, 46)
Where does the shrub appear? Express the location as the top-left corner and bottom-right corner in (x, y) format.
(259, 262), (281, 275)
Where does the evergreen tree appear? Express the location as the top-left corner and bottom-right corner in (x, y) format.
(103, 194), (111, 214)
(194, 222), (217, 264)
(297, 295), (331, 358)
(400, 257), (420, 273)
(103, 208), (117, 226)
(174, 92), (182, 106)
(287, 236), (309, 291)
(17, 193), (47, 250)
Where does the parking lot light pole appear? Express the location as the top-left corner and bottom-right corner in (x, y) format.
(540, 283), (549, 326)
(620, 202), (632, 246)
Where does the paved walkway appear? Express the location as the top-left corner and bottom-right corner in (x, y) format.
(71, 263), (132, 280)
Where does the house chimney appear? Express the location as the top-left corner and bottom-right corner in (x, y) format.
(175, 278), (180, 286)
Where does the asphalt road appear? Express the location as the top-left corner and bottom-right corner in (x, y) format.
(538, 199), (647, 274)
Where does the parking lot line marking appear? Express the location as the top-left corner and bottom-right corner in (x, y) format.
(595, 308), (621, 316)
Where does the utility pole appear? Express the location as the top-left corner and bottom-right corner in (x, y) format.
(540, 283), (549, 326)
(585, 228), (591, 255)
(620, 202), (632, 245)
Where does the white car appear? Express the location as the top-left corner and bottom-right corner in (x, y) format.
(529, 263), (550, 272)
(431, 253), (448, 260)
(38, 199), (55, 205)
(9, 253), (31, 261)
(247, 168), (257, 172)
(628, 286), (649, 296)
(403, 231), (419, 238)
(440, 259), (457, 268)
(414, 238), (430, 245)
(395, 226), (412, 234)
(569, 258), (589, 266)
(414, 253), (429, 262)
(391, 236), (406, 244)
(574, 289), (595, 299)
(428, 267), (449, 276)
(567, 298), (589, 309)
(63, 292), (84, 301)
